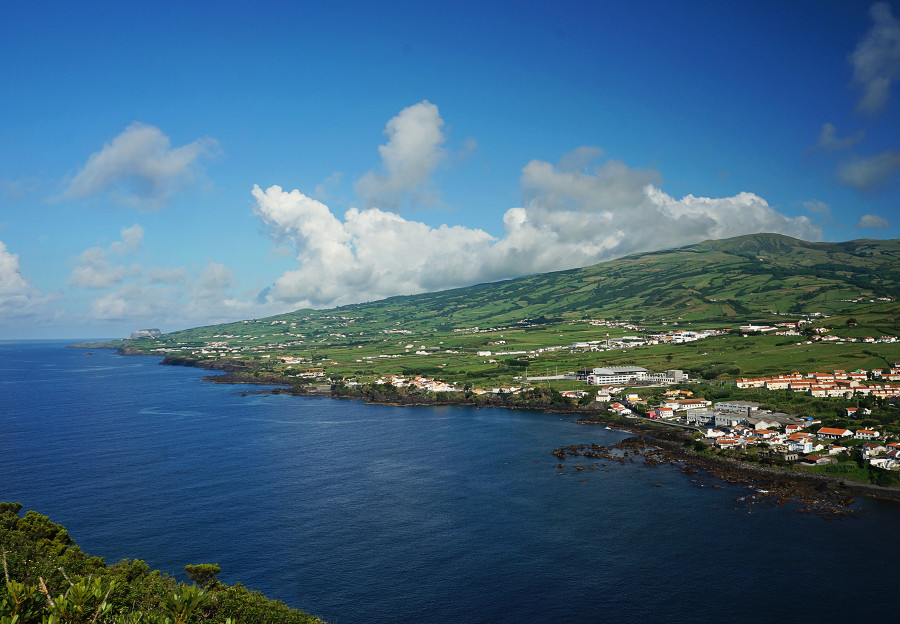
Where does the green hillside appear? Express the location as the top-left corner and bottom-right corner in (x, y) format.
(80, 234), (900, 388)
(166, 233), (900, 339)
(354, 233), (900, 328)
(68, 234), (900, 492)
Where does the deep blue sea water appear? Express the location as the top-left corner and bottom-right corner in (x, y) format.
(2, 340), (898, 623)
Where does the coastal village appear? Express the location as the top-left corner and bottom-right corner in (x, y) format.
(355, 361), (900, 474)
(131, 314), (892, 380)
(602, 364), (900, 472)
(734, 369), (900, 399)
(119, 309), (900, 479)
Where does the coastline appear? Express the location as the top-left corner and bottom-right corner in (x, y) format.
(146, 351), (900, 509)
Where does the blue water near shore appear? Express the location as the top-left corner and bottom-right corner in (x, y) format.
(2, 340), (898, 623)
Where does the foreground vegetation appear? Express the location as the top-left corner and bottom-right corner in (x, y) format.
(0, 503), (321, 624)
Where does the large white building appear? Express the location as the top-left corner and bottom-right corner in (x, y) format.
(577, 366), (683, 386)
(578, 366), (650, 385)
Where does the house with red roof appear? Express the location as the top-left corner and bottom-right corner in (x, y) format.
(817, 427), (852, 440)
(653, 406), (675, 419)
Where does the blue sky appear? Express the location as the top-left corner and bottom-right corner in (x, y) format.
(1, 0), (899, 339)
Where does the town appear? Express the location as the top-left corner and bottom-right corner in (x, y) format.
(109, 308), (900, 481)
(605, 365), (900, 473)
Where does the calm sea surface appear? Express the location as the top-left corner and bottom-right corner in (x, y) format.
(1, 340), (898, 623)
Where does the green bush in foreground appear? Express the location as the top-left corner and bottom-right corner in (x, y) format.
(0, 503), (322, 624)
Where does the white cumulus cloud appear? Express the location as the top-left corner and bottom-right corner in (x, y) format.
(856, 213), (891, 229)
(850, 2), (900, 115)
(354, 100), (446, 209)
(252, 184), (494, 307)
(89, 282), (173, 321)
(147, 267), (187, 284)
(110, 224), (145, 255)
(838, 151), (900, 191)
(482, 155), (822, 277)
(68, 225), (240, 326)
(252, 150), (823, 309)
(86, 261), (251, 328)
(61, 122), (219, 209)
(814, 123), (864, 151)
(0, 241), (56, 319)
(69, 225), (144, 289)
(195, 261), (237, 299)
(802, 200), (831, 215)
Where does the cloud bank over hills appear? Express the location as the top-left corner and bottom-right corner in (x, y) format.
(252, 131), (821, 310)
(1, 1), (898, 338)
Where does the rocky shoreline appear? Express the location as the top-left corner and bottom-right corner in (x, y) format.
(648, 435), (900, 505)
(192, 365), (616, 413)
(553, 430), (900, 517)
(152, 352), (900, 511)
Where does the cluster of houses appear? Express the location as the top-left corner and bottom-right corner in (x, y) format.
(375, 375), (460, 393)
(469, 385), (536, 395)
(812, 333), (898, 344)
(707, 419), (900, 469)
(373, 374), (550, 397)
(735, 367), (900, 399)
(630, 393), (899, 469)
(739, 320), (897, 344)
(740, 322), (807, 334)
(569, 328), (725, 352)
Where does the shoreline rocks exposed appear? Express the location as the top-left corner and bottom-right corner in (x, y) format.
(153, 352), (900, 508)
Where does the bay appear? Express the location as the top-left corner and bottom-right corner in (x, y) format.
(1, 340), (897, 623)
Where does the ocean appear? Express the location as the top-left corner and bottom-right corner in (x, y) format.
(1, 340), (897, 623)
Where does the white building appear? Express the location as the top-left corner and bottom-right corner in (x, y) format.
(581, 365), (685, 383)
(578, 366), (650, 384)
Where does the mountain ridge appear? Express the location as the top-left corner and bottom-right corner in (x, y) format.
(147, 233), (900, 342)
(329, 233), (900, 324)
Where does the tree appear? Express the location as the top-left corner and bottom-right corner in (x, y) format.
(1, 504), (320, 623)
(184, 563), (221, 589)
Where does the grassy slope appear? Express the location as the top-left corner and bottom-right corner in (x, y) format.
(84, 234), (900, 387)
(139, 233), (900, 342)
(311, 233), (900, 330)
(69, 235), (900, 484)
